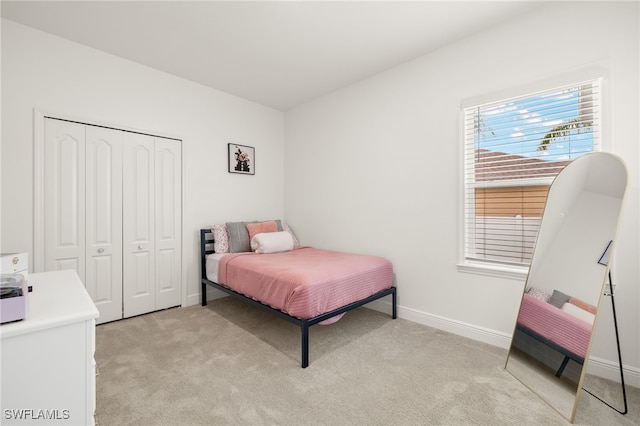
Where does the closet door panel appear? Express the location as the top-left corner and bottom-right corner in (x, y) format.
(42, 117), (182, 321)
(43, 119), (86, 280)
(123, 133), (156, 317)
(86, 126), (123, 324)
(155, 138), (182, 309)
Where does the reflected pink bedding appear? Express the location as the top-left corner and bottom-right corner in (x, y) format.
(517, 294), (592, 359)
(217, 247), (393, 321)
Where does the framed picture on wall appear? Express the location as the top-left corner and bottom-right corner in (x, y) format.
(228, 143), (255, 175)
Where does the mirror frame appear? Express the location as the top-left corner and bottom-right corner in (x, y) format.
(505, 152), (628, 422)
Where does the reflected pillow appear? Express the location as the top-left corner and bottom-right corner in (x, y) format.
(569, 297), (597, 314)
(526, 287), (551, 302)
(561, 302), (595, 325)
(549, 289), (571, 308)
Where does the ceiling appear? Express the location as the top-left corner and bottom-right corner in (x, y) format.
(1, 1), (543, 110)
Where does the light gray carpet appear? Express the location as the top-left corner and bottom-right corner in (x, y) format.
(95, 298), (638, 425)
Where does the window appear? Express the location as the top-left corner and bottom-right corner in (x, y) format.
(462, 79), (601, 271)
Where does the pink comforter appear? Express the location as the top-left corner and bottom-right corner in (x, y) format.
(517, 294), (592, 359)
(218, 247), (393, 321)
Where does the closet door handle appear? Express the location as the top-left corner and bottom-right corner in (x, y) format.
(97, 248), (104, 253)
(138, 245), (143, 250)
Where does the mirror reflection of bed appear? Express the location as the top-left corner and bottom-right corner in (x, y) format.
(505, 152), (628, 423)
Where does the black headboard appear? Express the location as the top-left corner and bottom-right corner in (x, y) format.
(200, 228), (214, 280)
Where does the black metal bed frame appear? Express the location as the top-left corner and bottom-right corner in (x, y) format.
(199, 228), (397, 368)
(515, 323), (584, 378)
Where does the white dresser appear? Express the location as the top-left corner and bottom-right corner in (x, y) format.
(0, 270), (99, 425)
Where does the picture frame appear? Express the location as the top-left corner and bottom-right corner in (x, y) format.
(228, 143), (255, 175)
(598, 240), (613, 266)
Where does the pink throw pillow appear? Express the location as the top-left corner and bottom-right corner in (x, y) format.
(569, 297), (597, 315)
(246, 221), (278, 244)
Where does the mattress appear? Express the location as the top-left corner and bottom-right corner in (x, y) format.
(517, 294), (591, 360)
(206, 253), (226, 283)
(206, 247), (393, 321)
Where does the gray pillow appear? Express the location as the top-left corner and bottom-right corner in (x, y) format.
(226, 220), (283, 253)
(226, 221), (253, 253)
(548, 289), (571, 308)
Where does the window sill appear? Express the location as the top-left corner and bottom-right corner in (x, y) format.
(457, 261), (529, 281)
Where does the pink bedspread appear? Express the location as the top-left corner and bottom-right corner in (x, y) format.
(217, 247), (393, 321)
(517, 294), (592, 359)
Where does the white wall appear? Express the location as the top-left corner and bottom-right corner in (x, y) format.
(285, 2), (639, 384)
(1, 19), (285, 306)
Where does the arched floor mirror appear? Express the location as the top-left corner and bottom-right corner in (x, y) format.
(505, 152), (628, 423)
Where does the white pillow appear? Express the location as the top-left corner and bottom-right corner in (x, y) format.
(251, 231), (294, 254)
(561, 302), (595, 325)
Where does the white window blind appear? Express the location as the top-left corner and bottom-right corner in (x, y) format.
(463, 80), (601, 267)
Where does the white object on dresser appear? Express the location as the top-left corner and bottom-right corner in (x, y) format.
(0, 252), (28, 279)
(0, 270), (99, 425)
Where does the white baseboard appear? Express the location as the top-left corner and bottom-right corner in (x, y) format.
(366, 299), (512, 349)
(367, 299), (639, 388)
(186, 288), (227, 307)
(186, 293), (200, 306)
(587, 356), (640, 388)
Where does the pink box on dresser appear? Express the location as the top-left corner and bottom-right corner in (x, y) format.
(1, 275), (28, 324)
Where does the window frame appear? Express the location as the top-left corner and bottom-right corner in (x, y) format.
(457, 69), (607, 279)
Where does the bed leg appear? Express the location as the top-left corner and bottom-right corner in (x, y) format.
(556, 356), (570, 377)
(201, 282), (207, 307)
(392, 287), (397, 319)
(301, 323), (309, 368)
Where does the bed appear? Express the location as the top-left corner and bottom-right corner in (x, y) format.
(515, 293), (592, 377)
(200, 228), (397, 368)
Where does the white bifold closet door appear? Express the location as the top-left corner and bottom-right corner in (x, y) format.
(153, 137), (182, 311)
(43, 117), (181, 324)
(44, 119), (87, 279)
(122, 132), (155, 318)
(85, 126), (124, 323)
(122, 133), (182, 318)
